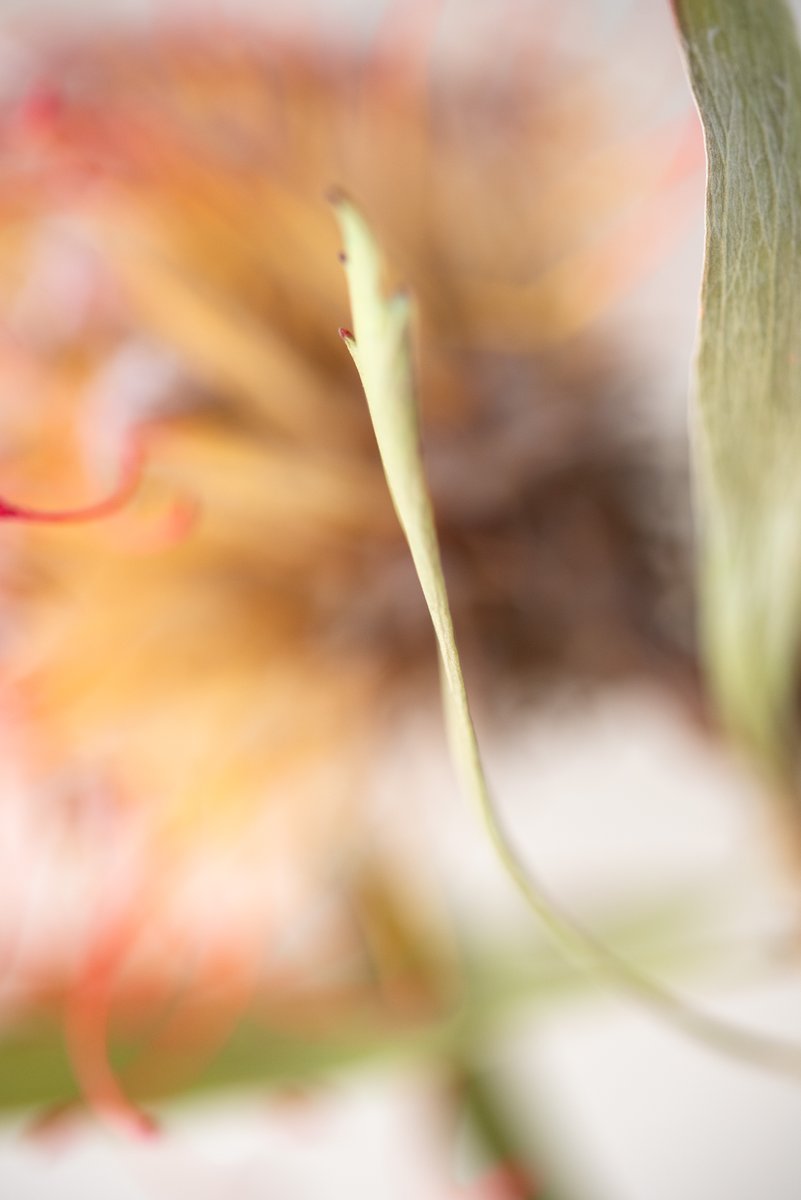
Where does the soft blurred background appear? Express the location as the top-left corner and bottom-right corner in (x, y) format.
(2, 1), (801, 1198)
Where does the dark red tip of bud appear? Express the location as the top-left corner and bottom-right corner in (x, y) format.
(338, 327), (354, 341)
(337, 251), (348, 265)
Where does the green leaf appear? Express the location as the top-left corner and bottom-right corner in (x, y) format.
(673, 0), (801, 786)
(332, 192), (801, 1080)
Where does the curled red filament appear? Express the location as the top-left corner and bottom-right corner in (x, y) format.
(0, 440), (144, 526)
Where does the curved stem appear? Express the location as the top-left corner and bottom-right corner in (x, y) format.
(333, 194), (801, 1083)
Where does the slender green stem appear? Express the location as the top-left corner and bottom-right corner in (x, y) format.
(332, 192), (801, 1082)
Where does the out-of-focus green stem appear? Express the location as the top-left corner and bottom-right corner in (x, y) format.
(456, 1060), (571, 1200)
(0, 945), (598, 1113)
(0, 900), (736, 1113)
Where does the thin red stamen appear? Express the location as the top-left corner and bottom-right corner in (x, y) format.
(64, 921), (159, 1139)
(0, 439), (144, 526)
